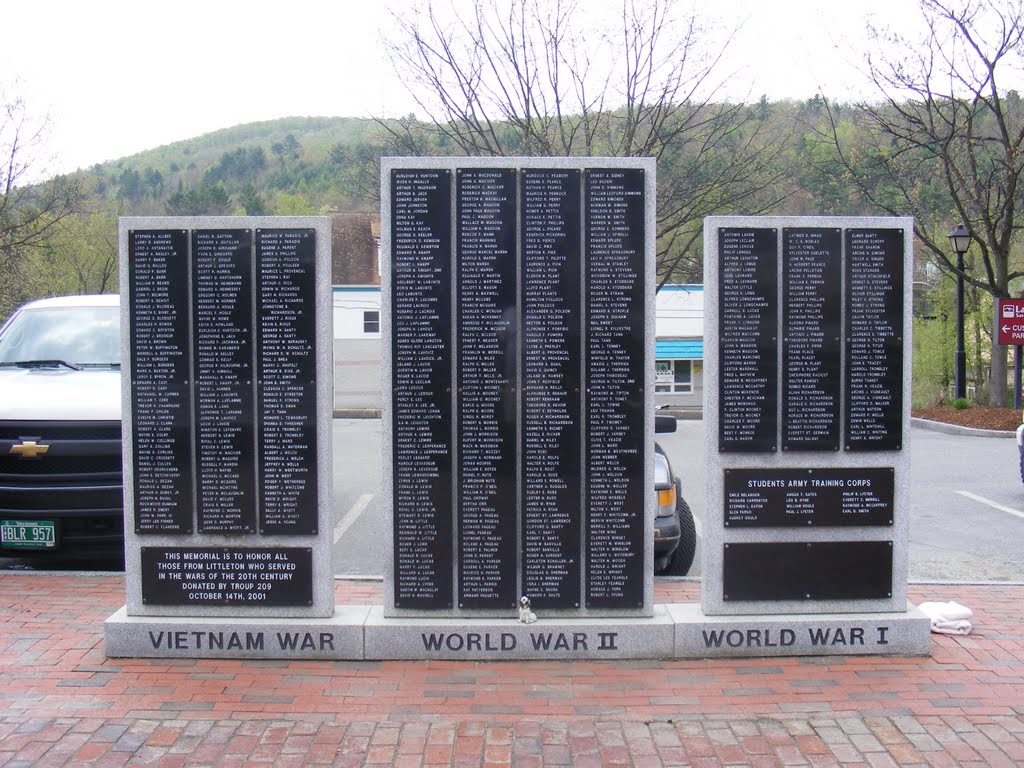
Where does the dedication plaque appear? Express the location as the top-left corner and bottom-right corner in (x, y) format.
(140, 547), (313, 607)
(584, 168), (646, 610)
(724, 467), (894, 527)
(719, 228), (778, 452)
(782, 228), (841, 451)
(191, 229), (256, 534)
(391, 169), (454, 610)
(520, 169), (582, 610)
(128, 230), (194, 534)
(456, 169), (518, 609)
(845, 229), (904, 450)
(256, 229), (318, 534)
(723, 541), (893, 601)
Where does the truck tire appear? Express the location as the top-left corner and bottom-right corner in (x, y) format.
(664, 497), (696, 576)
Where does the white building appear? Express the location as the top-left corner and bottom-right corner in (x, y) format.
(332, 284), (705, 412)
(332, 286), (382, 413)
(653, 284), (704, 410)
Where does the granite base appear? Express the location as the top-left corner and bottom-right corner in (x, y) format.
(104, 602), (932, 660)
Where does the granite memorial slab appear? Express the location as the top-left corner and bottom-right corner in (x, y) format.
(382, 158), (656, 619)
(114, 216), (333, 621)
(703, 216), (913, 618)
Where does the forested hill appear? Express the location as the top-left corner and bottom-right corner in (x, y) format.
(77, 116), (386, 216)
(71, 100), (875, 224)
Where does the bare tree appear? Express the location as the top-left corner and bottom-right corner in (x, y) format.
(382, 0), (789, 286)
(0, 90), (85, 316)
(49, 211), (119, 296)
(825, 0), (1024, 405)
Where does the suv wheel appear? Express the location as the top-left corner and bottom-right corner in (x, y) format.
(663, 497), (696, 576)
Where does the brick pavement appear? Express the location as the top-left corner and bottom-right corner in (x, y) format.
(0, 573), (1021, 766)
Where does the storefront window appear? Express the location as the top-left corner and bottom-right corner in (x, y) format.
(363, 310), (380, 334)
(655, 359), (693, 393)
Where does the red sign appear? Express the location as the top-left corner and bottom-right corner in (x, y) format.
(996, 299), (1024, 345)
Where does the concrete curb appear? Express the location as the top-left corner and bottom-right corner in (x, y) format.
(656, 408), (703, 420)
(910, 416), (1016, 438)
(333, 408), (382, 419)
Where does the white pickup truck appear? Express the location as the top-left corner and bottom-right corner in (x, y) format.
(0, 295), (123, 560)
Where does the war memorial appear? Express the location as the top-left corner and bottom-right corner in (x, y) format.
(105, 159), (930, 660)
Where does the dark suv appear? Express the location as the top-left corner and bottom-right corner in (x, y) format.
(653, 413), (696, 575)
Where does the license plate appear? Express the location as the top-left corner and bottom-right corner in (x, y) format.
(1, 519), (57, 549)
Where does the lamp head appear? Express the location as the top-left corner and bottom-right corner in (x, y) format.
(949, 224), (972, 255)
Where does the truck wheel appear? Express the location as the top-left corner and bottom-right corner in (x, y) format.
(664, 498), (696, 576)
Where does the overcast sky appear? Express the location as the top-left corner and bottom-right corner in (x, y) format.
(3, 0), (926, 178)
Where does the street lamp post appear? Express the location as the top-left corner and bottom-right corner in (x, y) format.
(948, 224), (972, 401)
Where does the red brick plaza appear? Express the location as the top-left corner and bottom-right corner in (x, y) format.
(1, 574), (1021, 766)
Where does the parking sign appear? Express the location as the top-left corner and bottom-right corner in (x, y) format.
(996, 299), (1024, 345)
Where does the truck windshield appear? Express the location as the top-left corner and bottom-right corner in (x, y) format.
(0, 306), (121, 367)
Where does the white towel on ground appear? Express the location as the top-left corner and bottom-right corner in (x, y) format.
(918, 601), (973, 635)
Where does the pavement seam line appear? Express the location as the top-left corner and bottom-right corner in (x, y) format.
(955, 490), (1024, 520)
(334, 493), (374, 544)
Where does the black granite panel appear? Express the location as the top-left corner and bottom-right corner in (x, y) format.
(782, 228), (841, 451)
(520, 168), (582, 609)
(584, 168), (646, 610)
(723, 541), (893, 601)
(391, 169), (454, 610)
(845, 229), (904, 451)
(724, 467), (894, 527)
(456, 168), (518, 609)
(128, 229), (194, 534)
(191, 229), (256, 534)
(255, 228), (318, 535)
(719, 228), (778, 452)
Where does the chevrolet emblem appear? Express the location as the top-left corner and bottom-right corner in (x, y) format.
(10, 440), (50, 459)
